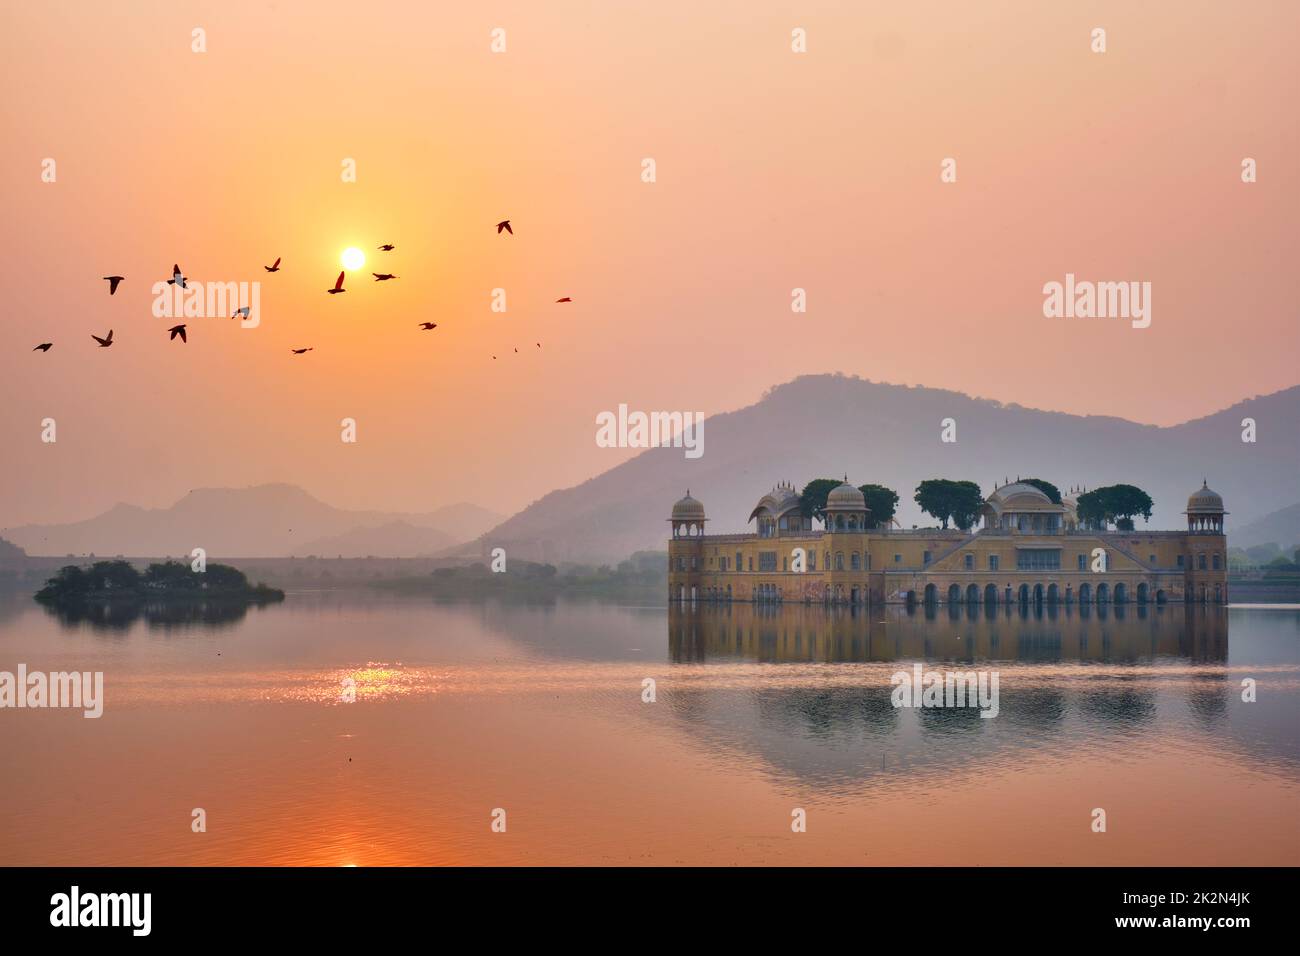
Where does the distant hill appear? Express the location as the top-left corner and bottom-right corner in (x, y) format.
(0, 536), (26, 562)
(1232, 503), (1300, 551)
(3, 484), (503, 558)
(468, 375), (1300, 563)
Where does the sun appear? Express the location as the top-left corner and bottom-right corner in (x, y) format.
(341, 247), (365, 271)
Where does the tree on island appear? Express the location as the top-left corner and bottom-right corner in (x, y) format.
(35, 560), (281, 603)
(914, 479), (983, 530)
(1019, 478), (1062, 504)
(1076, 484), (1154, 531)
(858, 484), (899, 528)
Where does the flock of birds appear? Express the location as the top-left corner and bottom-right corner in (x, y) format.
(32, 219), (570, 359)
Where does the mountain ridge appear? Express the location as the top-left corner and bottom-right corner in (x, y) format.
(466, 375), (1300, 563)
(4, 483), (503, 558)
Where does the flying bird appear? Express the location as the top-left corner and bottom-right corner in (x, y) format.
(536, 342), (541, 348)
(264, 257), (281, 272)
(232, 306), (251, 320)
(33, 343), (53, 352)
(166, 264), (186, 289)
(168, 324), (187, 343)
(496, 220), (512, 235)
(378, 244), (395, 251)
(291, 348), (313, 354)
(372, 273), (398, 281)
(91, 329), (114, 348)
(103, 276), (124, 295)
(327, 271), (346, 294)
(417, 322), (437, 330)
(555, 297), (571, 303)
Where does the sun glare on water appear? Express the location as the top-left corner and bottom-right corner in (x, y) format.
(341, 247), (365, 270)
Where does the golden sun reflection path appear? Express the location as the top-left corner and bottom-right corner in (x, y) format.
(102, 660), (1300, 707)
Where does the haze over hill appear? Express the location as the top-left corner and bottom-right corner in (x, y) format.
(3, 484), (502, 558)
(470, 375), (1300, 563)
(1232, 503), (1300, 551)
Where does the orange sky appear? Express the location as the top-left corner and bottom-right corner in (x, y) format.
(2, 0), (1296, 526)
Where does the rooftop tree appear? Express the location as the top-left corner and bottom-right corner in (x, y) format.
(914, 479), (983, 531)
(858, 484), (899, 528)
(1076, 484), (1154, 530)
(799, 478), (843, 521)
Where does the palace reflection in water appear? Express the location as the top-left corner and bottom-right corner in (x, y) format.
(669, 600), (1229, 664)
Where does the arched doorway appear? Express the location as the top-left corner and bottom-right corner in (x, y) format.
(924, 584), (938, 605)
(948, 584), (962, 604)
(1018, 584), (1030, 604)
(1096, 583), (1110, 604)
(984, 583), (998, 606)
(1033, 583), (1044, 604)
(1155, 588), (1166, 605)
(1114, 583), (1128, 604)
(1079, 582), (1092, 604)
(1047, 583), (1059, 604)
(1136, 583), (1148, 604)
(966, 584), (980, 604)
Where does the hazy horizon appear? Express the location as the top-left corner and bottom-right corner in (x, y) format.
(2, 374), (1295, 534)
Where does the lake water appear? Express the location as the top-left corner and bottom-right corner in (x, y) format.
(1, 592), (1297, 866)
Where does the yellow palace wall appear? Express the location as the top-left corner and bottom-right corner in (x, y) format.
(668, 527), (1228, 605)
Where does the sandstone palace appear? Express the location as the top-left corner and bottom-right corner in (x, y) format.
(667, 479), (1229, 606)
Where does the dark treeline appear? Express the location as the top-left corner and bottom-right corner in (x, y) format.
(34, 559), (284, 604)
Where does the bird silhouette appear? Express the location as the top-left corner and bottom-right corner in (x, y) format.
(103, 276), (124, 295)
(536, 342), (541, 348)
(417, 322), (437, 330)
(232, 306), (251, 321)
(378, 244), (395, 251)
(372, 273), (398, 281)
(168, 324), (187, 343)
(291, 347), (313, 354)
(264, 257), (281, 272)
(166, 264), (186, 289)
(514, 348), (518, 353)
(33, 343), (53, 352)
(91, 330), (114, 347)
(555, 296), (571, 303)
(327, 271), (346, 294)
(496, 220), (512, 235)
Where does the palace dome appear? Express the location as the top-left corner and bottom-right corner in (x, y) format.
(671, 492), (706, 521)
(1186, 481), (1225, 514)
(826, 480), (866, 510)
(986, 482), (1055, 511)
(748, 482), (801, 522)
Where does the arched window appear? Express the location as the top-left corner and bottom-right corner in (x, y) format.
(1212, 554), (1220, 570)
(851, 552), (861, 570)
(835, 552), (844, 571)
(1198, 554), (1207, 570)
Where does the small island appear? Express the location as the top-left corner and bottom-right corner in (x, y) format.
(35, 559), (284, 606)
